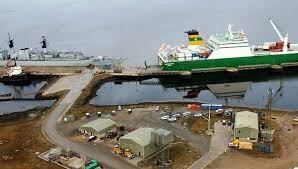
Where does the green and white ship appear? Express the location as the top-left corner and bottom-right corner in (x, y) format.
(157, 18), (298, 72)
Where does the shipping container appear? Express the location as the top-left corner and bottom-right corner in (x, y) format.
(201, 104), (223, 110)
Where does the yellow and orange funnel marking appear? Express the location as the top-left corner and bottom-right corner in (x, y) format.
(185, 29), (205, 46)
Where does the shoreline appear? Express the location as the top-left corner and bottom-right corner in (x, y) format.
(0, 89), (68, 121)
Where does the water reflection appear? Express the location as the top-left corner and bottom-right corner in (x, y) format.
(0, 81), (47, 98)
(0, 100), (55, 115)
(0, 81), (54, 114)
(90, 72), (298, 111)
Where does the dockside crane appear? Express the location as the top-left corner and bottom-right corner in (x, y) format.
(268, 17), (289, 52)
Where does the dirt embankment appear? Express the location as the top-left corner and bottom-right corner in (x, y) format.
(0, 87), (68, 169)
(0, 70), (6, 77)
(0, 116), (61, 169)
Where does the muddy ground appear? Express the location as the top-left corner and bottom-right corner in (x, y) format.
(0, 114), (60, 169)
(0, 87), (68, 169)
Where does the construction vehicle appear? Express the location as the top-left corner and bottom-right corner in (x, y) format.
(116, 124), (125, 131)
(238, 141), (253, 150)
(228, 139), (239, 148)
(113, 145), (123, 154)
(85, 160), (102, 169)
(124, 149), (135, 159)
(293, 117), (298, 126)
(106, 131), (117, 138)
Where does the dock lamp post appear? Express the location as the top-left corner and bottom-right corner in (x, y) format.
(208, 104), (211, 131)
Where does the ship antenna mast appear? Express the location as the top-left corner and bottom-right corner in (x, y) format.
(41, 35), (48, 53)
(227, 24), (234, 40)
(8, 33), (15, 53)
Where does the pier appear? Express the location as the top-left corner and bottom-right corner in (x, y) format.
(109, 62), (298, 78)
(1, 61), (298, 82)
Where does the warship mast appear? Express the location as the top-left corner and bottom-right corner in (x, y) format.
(8, 33), (15, 54)
(41, 35), (48, 53)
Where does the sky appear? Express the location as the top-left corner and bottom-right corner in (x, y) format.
(1, 0), (298, 66)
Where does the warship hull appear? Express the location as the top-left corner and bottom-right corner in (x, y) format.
(0, 58), (124, 68)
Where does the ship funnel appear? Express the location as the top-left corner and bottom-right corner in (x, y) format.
(184, 29), (204, 46)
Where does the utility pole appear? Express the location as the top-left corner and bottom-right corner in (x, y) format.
(266, 87), (273, 142)
(208, 104), (211, 131)
(267, 88), (272, 128)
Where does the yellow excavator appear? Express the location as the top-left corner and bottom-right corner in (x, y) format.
(228, 139), (239, 148)
(293, 117), (298, 125)
(124, 149), (135, 159)
(113, 145), (123, 154)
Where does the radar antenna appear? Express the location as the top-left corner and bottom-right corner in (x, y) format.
(227, 24), (234, 40)
(41, 35), (48, 49)
(8, 33), (14, 51)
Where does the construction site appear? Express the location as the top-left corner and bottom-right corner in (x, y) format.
(32, 67), (298, 168)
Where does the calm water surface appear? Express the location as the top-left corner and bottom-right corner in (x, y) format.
(0, 81), (54, 114)
(90, 73), (298, 111)
(0, 81), (47, 98)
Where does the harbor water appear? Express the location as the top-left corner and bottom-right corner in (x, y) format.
(0, 81), (55, 115)
(0, 80), (46, 98)
(2, 0), (298, 113)
(90, 72), (298, 111)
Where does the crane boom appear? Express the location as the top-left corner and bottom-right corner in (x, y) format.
(268, 17), (284, 41)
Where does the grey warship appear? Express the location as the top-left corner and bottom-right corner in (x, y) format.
(0, 35), (124, 68)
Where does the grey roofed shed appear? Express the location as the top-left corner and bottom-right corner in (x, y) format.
(119, 127), (156, 158)
(79, 118), (116, 137)
(234, 111), (259, 142)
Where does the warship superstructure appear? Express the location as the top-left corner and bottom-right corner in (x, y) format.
(0, 35), (124, 68)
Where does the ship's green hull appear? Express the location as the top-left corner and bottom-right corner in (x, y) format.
(162, 53), (298, 71)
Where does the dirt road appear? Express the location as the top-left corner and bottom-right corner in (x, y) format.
(189, 122), (231, 169)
